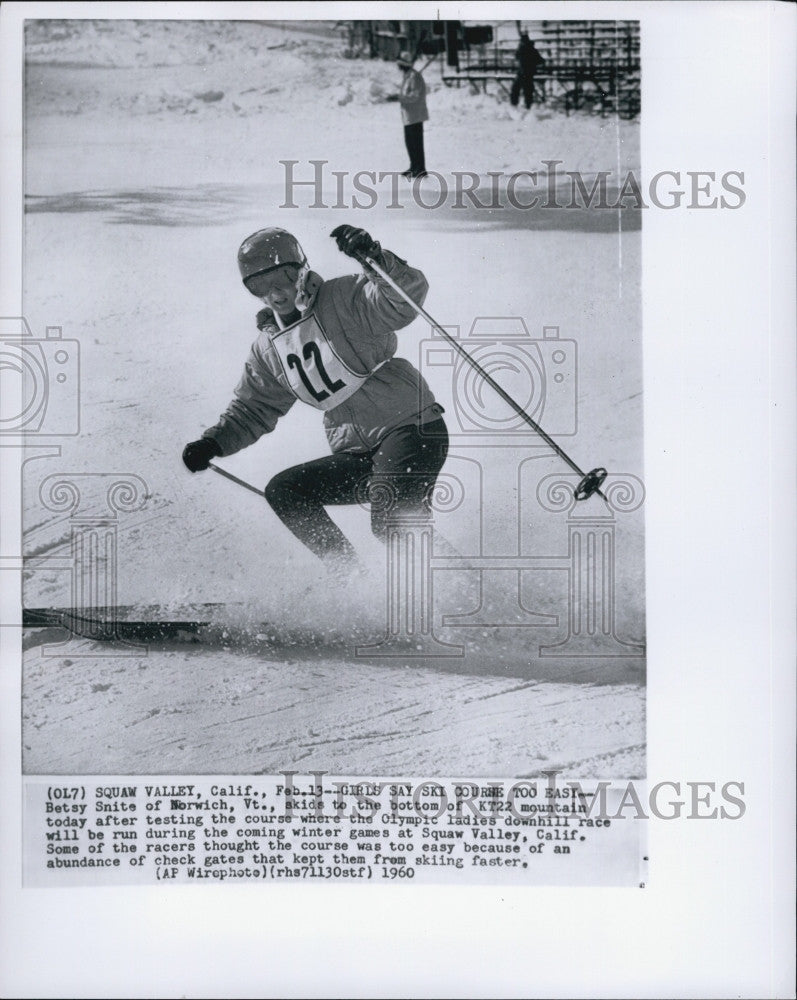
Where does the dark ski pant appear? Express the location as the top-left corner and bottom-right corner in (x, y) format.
(510, 73), (538, 109)
(404, 122), (426, 174)
(264, 417), (448, 565)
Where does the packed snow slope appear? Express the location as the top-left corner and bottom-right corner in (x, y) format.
(20, 19), (644, 777)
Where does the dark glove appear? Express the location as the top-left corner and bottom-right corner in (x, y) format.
(182, 437), (221, 473)
(330, 225), (383, 265)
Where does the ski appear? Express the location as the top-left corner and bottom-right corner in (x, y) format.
(22, 605), (226, 642)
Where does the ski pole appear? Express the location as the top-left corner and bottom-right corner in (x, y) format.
(208, 462), (264, 498)
(360, 253), (608, 502)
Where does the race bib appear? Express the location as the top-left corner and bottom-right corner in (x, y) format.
(271, 314), (373, 411)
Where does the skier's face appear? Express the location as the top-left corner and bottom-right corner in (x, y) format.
(246, 265), (299, 314)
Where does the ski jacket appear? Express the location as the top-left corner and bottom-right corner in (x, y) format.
(398, 69), (428, 126)
(203, 251), (441, 456)
(517, 40), (544, 75)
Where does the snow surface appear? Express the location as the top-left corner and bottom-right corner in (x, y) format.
(20, 19), (644, 777)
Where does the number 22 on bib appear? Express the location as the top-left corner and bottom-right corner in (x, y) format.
(271, 314), (379, 411)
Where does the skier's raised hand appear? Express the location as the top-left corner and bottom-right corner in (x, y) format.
(182, 438), (221, 473)
(331, 225), (382, 264)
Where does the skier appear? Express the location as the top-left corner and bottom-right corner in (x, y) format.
(182, 226), (448, 578)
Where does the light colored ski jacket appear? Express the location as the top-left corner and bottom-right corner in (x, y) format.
(399, 69), (428, 126)
(203, 251), (441, 456)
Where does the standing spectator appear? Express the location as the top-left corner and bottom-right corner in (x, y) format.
(510, 33), (545, 110)
(386, 51), (428, 178)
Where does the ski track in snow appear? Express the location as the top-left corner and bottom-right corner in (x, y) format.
(23, 642), (644, 777)
(20, 20), (644, 778)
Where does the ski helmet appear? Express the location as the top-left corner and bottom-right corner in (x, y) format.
(237, 228), (306, 285)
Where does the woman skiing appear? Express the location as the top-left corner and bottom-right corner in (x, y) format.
(182, 225), (448, 577)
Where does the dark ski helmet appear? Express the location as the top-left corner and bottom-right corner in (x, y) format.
(237, 228), (307, 285)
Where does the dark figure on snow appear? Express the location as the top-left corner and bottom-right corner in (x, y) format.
(182, 226), (448, 580)
(510, 33), (545, 110)
(386, 51), (428, 178)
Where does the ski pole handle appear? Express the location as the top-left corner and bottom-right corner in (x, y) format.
(361, 253), (609, 503)
(362, 255), (583, 473)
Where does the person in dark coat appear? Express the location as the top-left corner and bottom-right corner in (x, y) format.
(510, 33), (545, 109)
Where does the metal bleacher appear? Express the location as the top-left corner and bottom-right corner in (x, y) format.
(441, 20), (641, 119)
(333, 19), (640, 119)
